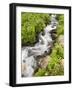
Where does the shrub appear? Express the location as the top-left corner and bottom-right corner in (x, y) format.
(56, 14), (64, 36)
(21, 13), (50, 46)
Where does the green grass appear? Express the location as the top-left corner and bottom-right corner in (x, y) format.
(21, 13), (64, 76)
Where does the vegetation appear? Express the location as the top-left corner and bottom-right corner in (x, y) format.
(21, 12), (50, 46)
(56, 14), (64, 36)
(35, 43), (64, 76)
(21, 13), (64, 76)
(34, 14), (64, 76)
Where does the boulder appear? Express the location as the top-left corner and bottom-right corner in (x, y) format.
(38, 56), (50, 69)
(58, 35), (64, 47)
(21, 63), (34, 77)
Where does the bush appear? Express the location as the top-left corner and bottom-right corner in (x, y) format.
(34, 43), (64, 76)
(34, 14), (64, 76)
(56, 14), (64, 36)
(35, 68), (46, 76)
(47, 43), (64, 76)
(21, 13), (64, 76)
(21, 13), (50, 46)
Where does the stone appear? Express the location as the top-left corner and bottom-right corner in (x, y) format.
(21, 14), (58, 77)
(38, 56), (50, 69)
(21, 63), (34, 77)
(58, 35), (64, 47)
(60, 59), (64, 67)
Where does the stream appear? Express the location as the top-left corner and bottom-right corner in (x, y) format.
(21, 14), (58, 77)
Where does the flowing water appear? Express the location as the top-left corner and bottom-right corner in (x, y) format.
(21, 14), (58, 77)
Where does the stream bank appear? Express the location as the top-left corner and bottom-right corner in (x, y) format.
(21, 14), (64, 77)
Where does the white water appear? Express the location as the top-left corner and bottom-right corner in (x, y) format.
(21, 14), (58, 77)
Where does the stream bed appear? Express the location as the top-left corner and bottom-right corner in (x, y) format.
(21, 14), (59, 77)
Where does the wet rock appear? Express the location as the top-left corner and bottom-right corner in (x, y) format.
(49, 30), (57, 34)
(21, 63), (34, 77)
(51, 33), (57, 40)
(23, 56), (37, 69)
(21, 14), (58, 77)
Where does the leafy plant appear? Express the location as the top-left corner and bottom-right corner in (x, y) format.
(21, 13), (64, 76)
(35, 68), (46, 76)
(21, 13), (50, 46)
(56, 14), (64, 36)
(47, 43), (64, 76)
(34, 14), (64, 76)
